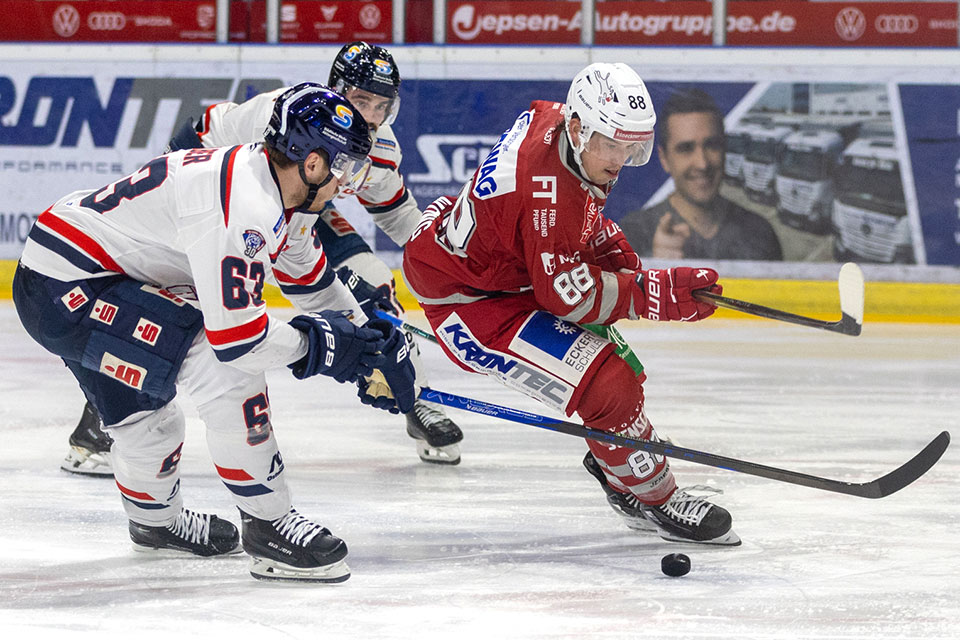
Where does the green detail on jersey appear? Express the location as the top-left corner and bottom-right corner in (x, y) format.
(582, 324), (643, 376)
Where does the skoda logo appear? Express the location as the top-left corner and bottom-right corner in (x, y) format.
(835, 7), (866, 41)
(876, 15), (919, 34)
(52, 4), (80, 38)
(88, 12), (126, 31)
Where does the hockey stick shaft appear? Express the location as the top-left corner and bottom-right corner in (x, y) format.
(419, 387), (950, 499)
(376, 309), (439, 342)
(693, 263), (864, 336)
(693, 290), (853, 334)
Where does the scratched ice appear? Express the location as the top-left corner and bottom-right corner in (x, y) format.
(1, 302), (957, 639)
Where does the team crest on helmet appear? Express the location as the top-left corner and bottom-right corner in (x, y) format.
(243, 230), (266, 258)
(594, 69), (617, 105)
(344, 45), (362, 61)
(333, 104), (354, 129)
(373, 58), (393, 75)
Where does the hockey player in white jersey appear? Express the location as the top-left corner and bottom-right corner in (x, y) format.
(14, 83), (417, 582)
(61, 42), (462, 473)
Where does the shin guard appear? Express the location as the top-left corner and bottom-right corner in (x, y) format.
(576, 355), (676, 505)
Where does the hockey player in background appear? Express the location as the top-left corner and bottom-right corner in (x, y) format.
(403, 63), (740, 545)
(14, 84), (416, 582)
(60, 42), (463, 475)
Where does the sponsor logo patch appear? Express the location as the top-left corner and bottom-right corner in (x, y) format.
(90, 300), (118, 325)
(141, 284), (187, 306)
(60, 286), (89, 312)
(100, 352), (147, 390)
(134, 318), (162, 346)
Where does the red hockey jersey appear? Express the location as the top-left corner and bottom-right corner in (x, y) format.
(403, 101), (642, 325)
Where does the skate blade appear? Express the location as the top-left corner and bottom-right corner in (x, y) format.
(61, 447), (114, 477)
(249, 557), (351, 583)
(131, 542), (244, 557)
(658, 528), (742, 547)
(414, 442), (461, 465)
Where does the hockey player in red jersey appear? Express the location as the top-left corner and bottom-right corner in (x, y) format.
(14, 83), (417, 581)
(403, 63), (740, 545)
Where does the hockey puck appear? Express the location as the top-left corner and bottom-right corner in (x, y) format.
(661, 553), (691, 577)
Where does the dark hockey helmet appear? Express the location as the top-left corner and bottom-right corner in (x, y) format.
(265, 82), (372, 191)
(328, 41), (401, 125)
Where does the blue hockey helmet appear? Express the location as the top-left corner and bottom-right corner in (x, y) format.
(328, 41), (401, 126)
(265, 82), (372, 192)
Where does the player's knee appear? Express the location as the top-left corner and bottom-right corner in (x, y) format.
(576, 355), (644, 433)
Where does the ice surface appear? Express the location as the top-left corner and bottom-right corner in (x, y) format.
(1, 302), (957, 639)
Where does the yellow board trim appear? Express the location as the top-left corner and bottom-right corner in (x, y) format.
(3, 260), (957, 323)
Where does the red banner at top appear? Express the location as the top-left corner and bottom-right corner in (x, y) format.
(0, 1), (392, 44)
(0, 1), (955, 46)
(247, 1), (392, 43)
(0, 1), (248, 42)
(448, 1), (959, 47)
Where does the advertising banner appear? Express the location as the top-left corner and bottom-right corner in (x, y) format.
(0, 1), (247, 42)
(0, 1), (392, 44)
(447, 1), (959, 47)
(0, 49), (957, 272)
(247, 1), (393, 43)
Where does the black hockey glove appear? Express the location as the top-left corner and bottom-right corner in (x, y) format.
(288, 310), (385, 383)
(335, 266), (404, 319)
(355, 319), (417, 414)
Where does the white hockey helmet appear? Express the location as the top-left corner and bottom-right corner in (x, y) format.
(564, 63), (657, 169)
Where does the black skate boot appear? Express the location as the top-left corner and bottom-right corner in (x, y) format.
(239, 508), (350, 583)
(129, 508), (241, 556)
(582, 452), (740, 545)
(406, 400), (463, 465)
(583, 451), (657, 533)
(61, 401), (114, 477)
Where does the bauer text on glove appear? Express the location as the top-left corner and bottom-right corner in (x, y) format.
(288, 310), (385, 383)
(630, 267), (722, 322)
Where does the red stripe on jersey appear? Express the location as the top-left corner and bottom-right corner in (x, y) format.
(205, 314), (268, 346)
(222, 146), (242, 227)
(269, 234), (288, 262)
(38, 210), (125, 274)
(273, 252), (327, 285)
(359, 185), (405, 208)
(116, 481), (155, 501)
(197, 103), (218, 140)
(368, 154), (397, 170)
(215, 465), (255, 481)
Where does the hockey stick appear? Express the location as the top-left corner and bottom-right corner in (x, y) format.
(418, 387), (950, 499)
(693, 262), (864, 336)
(376, 309), (437, 342)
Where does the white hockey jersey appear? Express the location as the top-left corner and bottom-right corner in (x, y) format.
(196, 87), (421, 245)
(20, 144), (365, 374)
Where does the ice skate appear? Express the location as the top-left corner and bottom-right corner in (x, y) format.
(406, 399), (463, 465)
(129, 508), (241, 556)
(583, 452), (740, 545)
(61, 401), (114, 477)
(582, 451), (657, 533)
(240, 508), (350, 583)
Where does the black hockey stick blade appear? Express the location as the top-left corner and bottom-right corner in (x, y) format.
(860, 430), (951, 499)
(694, 262), (864, 336)
(420, 387), (950, 499)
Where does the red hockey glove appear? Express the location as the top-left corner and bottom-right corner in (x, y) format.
(634, 267), (722, 322)
(594, 223), (641, 273)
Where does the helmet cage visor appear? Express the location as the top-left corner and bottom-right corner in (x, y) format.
(581, 128), (655, 167)
(333, 80), (401, 127)
(328, 151), (372, 191)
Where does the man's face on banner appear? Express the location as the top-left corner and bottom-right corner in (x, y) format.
(658, 111), (725, 208)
